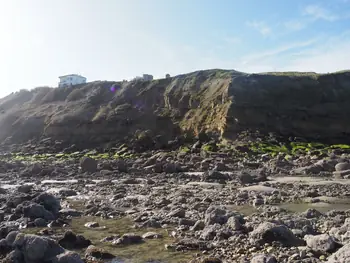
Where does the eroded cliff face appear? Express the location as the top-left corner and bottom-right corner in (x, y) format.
(225, 71), (350, 143)
(0, 69), (350, 150)
(0, 70), (235, 149)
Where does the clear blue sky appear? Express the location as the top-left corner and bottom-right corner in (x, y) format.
(0, 0), (349, 97)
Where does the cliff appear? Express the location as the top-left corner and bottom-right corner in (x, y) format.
(0, 69), (350, 151)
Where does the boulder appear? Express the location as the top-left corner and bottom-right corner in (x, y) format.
(327, 243), (350, 262)
(80, 157), (97, 173)
(335, 162), (350, 172)
(22, 203), (55, 220)
(59, 231), (91, 249)
(13, 233), (65, 262)
(305, 234), (337, 253)
(53, 251), (84, 263)
(204, 206), (228, 226)
(112, 233), (143, 245)
(85, 245), (115, 260)
(251, 254), (277, 263)
(33, 192), (61, 214)
(249, 222), (304, 247)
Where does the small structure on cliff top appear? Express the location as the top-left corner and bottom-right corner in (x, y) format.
(58, 74), (87, 87)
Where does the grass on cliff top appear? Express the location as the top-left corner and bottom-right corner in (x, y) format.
(256, 70), (350, 78)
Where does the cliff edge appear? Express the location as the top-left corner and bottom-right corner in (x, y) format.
(1, 69), (350, 151)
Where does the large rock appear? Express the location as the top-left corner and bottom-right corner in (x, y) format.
(85, 245), (115, 260)
(204, 206), (228, 226)
(251, 254), (277, 263)
(80, 157), (97, 173)
(58, 231), (91, 249)
(22, 203), (55, 220)
(249, 222), (304, 247)
(33, 192), (61, 215)
(305, 234), (336, 253)
(335, 162), (350, 172)
(12, 233), (65, 262)
(327, 243), (350, 262)
(53, 251), (84, 263)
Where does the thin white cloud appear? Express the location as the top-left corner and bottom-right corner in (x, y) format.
(224, 36), (241, 44)
(236, 31), (350, 73)
(303, 5), (339, 21)
(246, 21), (272, 36)
(241, 38), (319, 64)
(284, 20), (306, 31)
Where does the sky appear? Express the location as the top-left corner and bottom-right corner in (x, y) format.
(0, 0), (349, 98)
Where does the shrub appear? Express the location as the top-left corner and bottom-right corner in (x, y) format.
(66, 89), (84, 102)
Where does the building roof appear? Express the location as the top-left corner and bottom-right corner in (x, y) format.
(59, 74), (86, 79)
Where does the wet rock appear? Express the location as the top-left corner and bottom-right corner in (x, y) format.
(80, 157), (97, 173)
(293, 164), (324, 175)
(29, 163), (43, 176)
(163, 162), (178, 173)
(179, 218), (196, 226)
(22, 203), (55, 220)
(167, 208), (186, 218)
(100, 235), (120, 242)
(335, 162), (350, 172)
(213, 162), (227, 171)
(3, 249), (23, 263)
(204, 206), (228, 226)
(253, 197), (265, 207)
(249, 222), (304, 247)
(304, 208), (323, 219)
(85, 245), (115, 260)
(59, 231), (91, 249)
(200, 258), (222, 263)
(226, 216), (243, 231)
(33, 192), (61, 215)
(175, 238), (209, 251)
(333, 169), (350, 179)
(84, 222), (99, 228)
(116, 159), (128, 172)
(47, 188), (77, 197)
(34, 218), (47, 227)
(191, 220), (205, 231)
(327, 242), (350, 262)
(6, 231), (19, 246)
(17, 185), (33, 194)
(251, 254), (277, 263)
(202, 170), (229, 182)
(142, 232), (163, 239)
(200, 224), (232, 241)
(59, 208), (82, 217)
(305, 234), (337, 253)
(140, 218), (162, 228)
(0, 238), (11, 255)
(53, 251), (84, 263)
(112, 233), (143, 245)
(12, 233), (65, 262)
(238, 172), (254, 184)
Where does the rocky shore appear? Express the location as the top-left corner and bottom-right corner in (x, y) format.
(1, 138), (350, 263)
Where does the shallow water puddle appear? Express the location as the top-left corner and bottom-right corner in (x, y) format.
(238, 185), (277, 193)
(41, 179), (79, 185)
(278, 200), (350, 213)
(25, 216), (195, 263)
(268, 176), (350, 185)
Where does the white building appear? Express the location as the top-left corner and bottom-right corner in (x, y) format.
(58, 74), (87, 87)
(142, 74), (153, 81)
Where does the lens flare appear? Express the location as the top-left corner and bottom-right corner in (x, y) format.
(110, 84), (120, 92)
